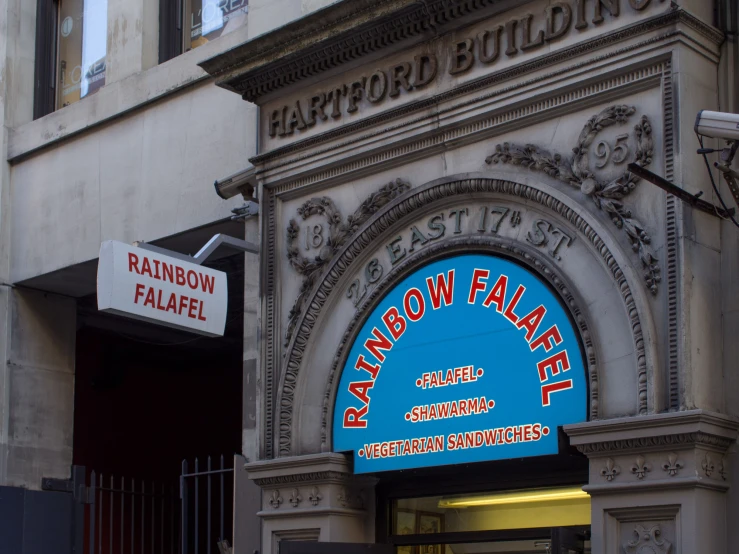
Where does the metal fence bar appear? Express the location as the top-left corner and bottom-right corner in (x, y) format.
(207, 456), (212, 554)
(150, 481), (154, 554)
(90, 471), (97, 554)
(220, 456), (224, 543)
(194, 457), (199, 554)
(98, 475), (103, 554)
(131, 478), (135, 554)
(109, 475), (113, 554)
(180, 455), (234, 554)
(181, 460), (189, 554)
(160, 483), (166, 554)
(170, 487), (175, 554)
(120, 476), (124, 554)
(79, 470), (179, 554)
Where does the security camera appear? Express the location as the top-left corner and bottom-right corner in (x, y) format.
(214, 165), (257, 200)
(695, 110), (739, 141)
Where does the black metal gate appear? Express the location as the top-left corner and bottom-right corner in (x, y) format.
(84, 471), (180, 554)
(179, 456), (234, 554)
(33, 457), (234, 554)
(41, 465), (179, 554)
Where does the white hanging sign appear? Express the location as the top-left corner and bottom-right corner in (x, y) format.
(97, 240), (228, 337)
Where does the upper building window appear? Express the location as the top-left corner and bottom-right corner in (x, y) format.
(33, 0), (108, 118)
(185, 0), (248, 50)
(159, 0), (249, 64)
(32, 0), (248, 119)
(57, 0), (108, 107)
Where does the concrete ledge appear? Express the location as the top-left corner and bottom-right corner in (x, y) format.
(7, 22), (252, 163)
(257, 507), (367, 519)
(565, 410), (739, 454)
(584, 476), (731, 494)
(245, 452), (352, 485)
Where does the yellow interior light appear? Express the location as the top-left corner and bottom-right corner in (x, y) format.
(437, 487), (589, 508)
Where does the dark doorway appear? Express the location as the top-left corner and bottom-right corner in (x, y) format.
(72, 254), (245, 553)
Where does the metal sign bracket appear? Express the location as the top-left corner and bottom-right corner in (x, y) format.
(135, 233), (259, 266)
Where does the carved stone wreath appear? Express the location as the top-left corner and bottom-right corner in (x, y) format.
(486, 105), (660, 294)
(285, 178), (411, 345)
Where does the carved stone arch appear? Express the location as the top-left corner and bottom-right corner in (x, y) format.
(277, 174), (657, 458)
(320, 236), (600, 453)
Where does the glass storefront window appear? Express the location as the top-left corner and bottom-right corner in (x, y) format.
(185, 0), (248, 51)
(395, 540), (590, 554)
(393, 487), (591, 534)
(57, 0), (108, 108)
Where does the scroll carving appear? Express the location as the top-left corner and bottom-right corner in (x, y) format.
(486, 105), (660, 293)
(285, 179), (411, 345)
(623, 524), (672, 554)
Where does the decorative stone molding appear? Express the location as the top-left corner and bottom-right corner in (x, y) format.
(601, 458), (621, 481)
(487, 106), (659, 293)
(252, 470), (349, 487)
(566, 411), (739, 455)
(285, 179), (410, 345)
(269, 490), (283, 509)
(702, 453), (717, 478)
(288, 488), (302, 507)
(573, 433), (735, 455)
(245, 453), (377, 516)
(623, 524), (672, 554)
(277, 175), (651, 456)
(308, 486), (323, 506)
(630, 455), (651, 480)
(269, 60), (667, 196)
(205, 0), (510, 101)
(566, 411), (738, 493)
(720, 457), (728, 481)
(246, 453), (353, 486)
(236, 7), (720, 157)
(661, 453), (683, 477)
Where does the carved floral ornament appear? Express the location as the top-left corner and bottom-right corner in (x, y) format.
(486, 105), (660, 294)
(285, 179), (411, 345)
(623, 524), (672, 554)
(264, 486), (325, 509)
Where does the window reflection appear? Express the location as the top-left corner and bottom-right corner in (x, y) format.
(393, 487), (591, 533)
(58, 0), (108, 107)
(395, 540), (593, 554)
(186, 0), (248, 50)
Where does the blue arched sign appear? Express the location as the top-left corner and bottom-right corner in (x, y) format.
(333, 254), (587, 473)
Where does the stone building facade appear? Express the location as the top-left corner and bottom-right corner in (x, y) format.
(0, 0), (738, 553)
(198, 0), (739, 552)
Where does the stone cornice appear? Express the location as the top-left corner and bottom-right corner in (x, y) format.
(199, 2), (721, 106)
(257, 507), (367, 519)
(249, 7), (720, 166)
(564, 410), (739, 455)
(199, 0), (528, 102)
(245, 452), (366, 487)
(584, 476), (731, 494)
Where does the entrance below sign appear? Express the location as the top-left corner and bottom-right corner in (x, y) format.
(403, 535), (589, 554)
(391, 487), (591, 554)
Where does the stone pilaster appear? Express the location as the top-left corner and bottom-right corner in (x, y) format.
(566, 410), (739, 554)
(245, 453), (376, 554)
